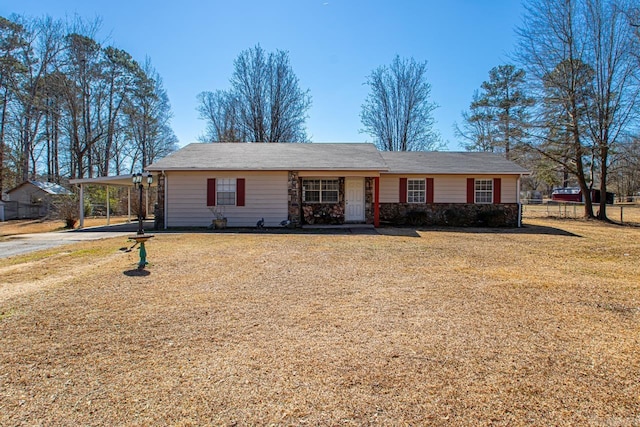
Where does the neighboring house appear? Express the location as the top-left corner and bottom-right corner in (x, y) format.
(146, 143), (529, 228)
(5, 180), (73, 219)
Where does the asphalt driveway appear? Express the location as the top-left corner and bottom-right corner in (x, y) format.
(0, 221), (153, 259)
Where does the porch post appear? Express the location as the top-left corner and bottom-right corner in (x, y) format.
(374, 176), (380, 227)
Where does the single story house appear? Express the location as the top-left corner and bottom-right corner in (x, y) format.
(4, 180), (73, 219)
(146, 143), (529, 228)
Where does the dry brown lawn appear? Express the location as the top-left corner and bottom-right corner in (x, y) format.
(1, 218), (639, 426)
(0, 216), (131, 238)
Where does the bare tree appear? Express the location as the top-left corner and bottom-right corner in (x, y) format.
(360, 55), (441, 151)
(0, 14), (178, 189)
(231, 45), (311, 142)
(609, 138), (640, 200)
(96, 46), (139, 176)
(517, 0), (597, 218)
(59, 31), (105, 178)
(197, 89), (244, 142)
(125, 58), (177, 171)
(518, 0), (640, 220)
(13, 16), (64, 182)
(197, 45), (311, 143)
(0, 15), (27, 192)
(583, 0), (639, 220)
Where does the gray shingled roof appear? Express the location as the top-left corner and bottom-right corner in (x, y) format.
(9, 181), (73, 195)
(147, 143), (388, 171)
(147, 143), (528, 175)
(379, 151), (529, 174)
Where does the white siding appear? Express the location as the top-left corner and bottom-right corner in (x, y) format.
(166, 171), (288, 227)
(434, 176), (467, 203)
(379, 174), (520, 204)
(500, 175), (518, 203)
(379, 176), (399, 203)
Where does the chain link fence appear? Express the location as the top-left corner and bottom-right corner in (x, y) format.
(522, 202), (640, 224)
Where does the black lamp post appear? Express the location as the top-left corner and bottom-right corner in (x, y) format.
(132, 172), (153, 235)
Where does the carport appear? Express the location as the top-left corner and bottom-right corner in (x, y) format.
(69, 175), (158, 229)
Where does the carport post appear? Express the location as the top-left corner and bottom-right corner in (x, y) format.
(127, 186), (131, 222)
(79, 183), (85, 228)
(106, 185), (110, 225)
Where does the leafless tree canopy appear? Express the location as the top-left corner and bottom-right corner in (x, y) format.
(360, 55), (441, 152)
(198, 45), (312, 143)
(515, 0), (640, 219)
(0, 14), (177, 191)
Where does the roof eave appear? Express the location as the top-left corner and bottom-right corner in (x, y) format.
(147, 167), (390, 172)
(383, 170), (530, 175)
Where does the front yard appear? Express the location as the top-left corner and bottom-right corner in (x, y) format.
(0, 218), (639, 425)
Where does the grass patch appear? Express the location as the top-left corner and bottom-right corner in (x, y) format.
(0, 308), (14, 320)
(0, 218), (639, 425)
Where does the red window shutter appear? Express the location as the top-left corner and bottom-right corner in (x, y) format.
(399, 178), (407, 203)
(207, 178), (216, 206)
(493, 178), (501, 204)
(466, 178), (475, 204)
(236, 178), (245, 206)
(426, 178), (434, 203)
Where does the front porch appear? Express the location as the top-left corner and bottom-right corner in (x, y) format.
(287, 172), (380, 226)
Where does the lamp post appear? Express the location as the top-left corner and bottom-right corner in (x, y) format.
(130, 172), (154, 269)
(132, 173), (153, 235)
(132, 173), (143, 235)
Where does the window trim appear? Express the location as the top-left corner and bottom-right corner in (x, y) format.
(302, 178), (340, 204)
(407, 178), (426, 204)
(216, 178), (237, 206)
(475, 178), (493, 204)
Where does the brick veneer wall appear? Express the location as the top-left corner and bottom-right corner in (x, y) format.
(365, 177), (375, 224)
(287, 171), (301, 224)
(379, 203), (520, 227)
(300, 177), (346, 225)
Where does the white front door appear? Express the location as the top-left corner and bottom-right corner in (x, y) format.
(345, 178), (365, 222)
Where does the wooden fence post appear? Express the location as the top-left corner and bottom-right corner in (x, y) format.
(620, 206), (624, 224)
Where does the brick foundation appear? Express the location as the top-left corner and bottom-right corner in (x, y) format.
(301, 178), (346, 225)
(379, 203), (521, 227)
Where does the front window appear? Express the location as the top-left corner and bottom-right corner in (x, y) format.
(217, 178), (236, 205)
(407, 179), (426, 203)
(303, 179), (339, 203)
(475, 179), (493, 204)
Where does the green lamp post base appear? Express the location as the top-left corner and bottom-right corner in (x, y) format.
(128, 235), (154, 268)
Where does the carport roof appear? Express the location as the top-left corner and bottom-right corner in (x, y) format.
(69, 174), (158, 187)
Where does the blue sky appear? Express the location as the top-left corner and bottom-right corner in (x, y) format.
(4, 1), (524, 150)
